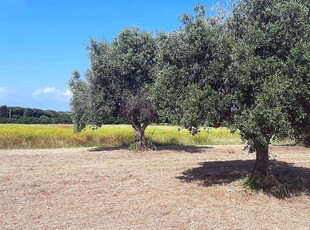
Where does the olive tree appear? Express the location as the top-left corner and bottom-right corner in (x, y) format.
(227, 0), (310, 180)
(70, 28), (157, 150)
(152, 5), (233, 134)
(152, 1), (309, 185)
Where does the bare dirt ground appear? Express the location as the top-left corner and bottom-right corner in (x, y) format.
(0, 145), (310, 229)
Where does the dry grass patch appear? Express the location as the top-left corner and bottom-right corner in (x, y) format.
(0, 145), (310, 229)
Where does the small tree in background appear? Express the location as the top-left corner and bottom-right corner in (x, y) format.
(68, 71), (90, 132)
(70, 28), (157, 150)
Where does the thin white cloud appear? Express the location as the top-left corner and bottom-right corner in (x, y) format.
(33, 87), (56, 96)
(33, 86), (71, 101)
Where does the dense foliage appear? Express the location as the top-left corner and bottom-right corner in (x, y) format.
(151, 5), (233, 134)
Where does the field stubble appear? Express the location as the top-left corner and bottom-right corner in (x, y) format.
(0, 145), (310, 229)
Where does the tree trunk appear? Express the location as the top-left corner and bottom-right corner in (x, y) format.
(253, 141), (271, 178)
(133, 125), (148, 151)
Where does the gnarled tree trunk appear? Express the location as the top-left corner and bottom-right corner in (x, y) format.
(249, 140), (278, 189)
(121, 93), (157, 151)
(134, 126), (147, 150)
(131, 122), (149, 151)
(253, 141), (271, 177)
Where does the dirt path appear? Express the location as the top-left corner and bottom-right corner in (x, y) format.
(0, 145), (310, 229)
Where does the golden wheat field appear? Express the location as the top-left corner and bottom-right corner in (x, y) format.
(0, 124), (242, 149)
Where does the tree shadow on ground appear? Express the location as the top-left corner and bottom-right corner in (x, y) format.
(156, 145), (213, 154)
(177, 160), (310, 198)
(89, 144), (212, 153)
(88, 146), (128, 152)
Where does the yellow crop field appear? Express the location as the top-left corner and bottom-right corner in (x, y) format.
(0, 124), (242, 149)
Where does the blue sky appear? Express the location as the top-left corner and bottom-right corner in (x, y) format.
(0, 0), (219, 111)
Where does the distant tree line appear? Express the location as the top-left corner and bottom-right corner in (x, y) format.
(0, 105), (128, 124)
(0, 105), (72, 124)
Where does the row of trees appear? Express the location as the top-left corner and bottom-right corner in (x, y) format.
(0, 105), (72, 124)
(70, 0), (309, 182)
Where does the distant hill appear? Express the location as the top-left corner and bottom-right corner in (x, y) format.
(0, 105), (72, 124)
